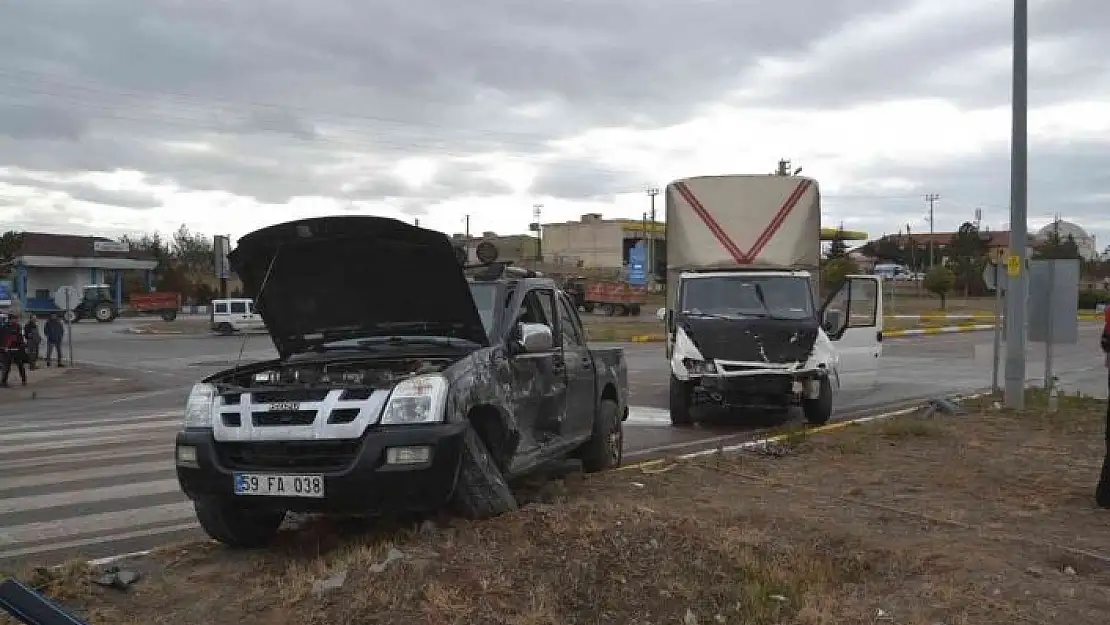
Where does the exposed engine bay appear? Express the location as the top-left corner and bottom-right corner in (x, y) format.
(210, 356), (456, 394)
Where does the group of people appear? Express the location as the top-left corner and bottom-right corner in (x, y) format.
(0, 312), (66, 387)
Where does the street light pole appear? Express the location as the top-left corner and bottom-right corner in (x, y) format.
(1003, 0), (1029, 409)
(646, 187), (660, 288)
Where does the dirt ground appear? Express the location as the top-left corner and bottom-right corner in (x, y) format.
(4, 391), (1108, 625)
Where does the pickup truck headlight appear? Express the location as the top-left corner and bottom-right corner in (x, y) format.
(380, 374), (448, 425)
(183, 383), (217, 428)
(683, 358), (717, 375)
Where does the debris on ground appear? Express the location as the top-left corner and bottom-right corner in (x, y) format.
(2, 391), (1108, 625)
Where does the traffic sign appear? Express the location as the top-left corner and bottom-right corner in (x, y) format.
(0, 279), (11, 306)
(982, 262), (1007, 292)
(1006, 254), (1021, 277)
(54, 285), (81, 311)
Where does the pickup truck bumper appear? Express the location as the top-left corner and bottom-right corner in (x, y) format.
(690, 369), (826, 408)
(174, 422), (468, 515)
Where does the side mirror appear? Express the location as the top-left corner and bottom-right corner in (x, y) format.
(518, 322), (553, 353)
(822, 309), (842, 334)
(655, 307), (667, 322)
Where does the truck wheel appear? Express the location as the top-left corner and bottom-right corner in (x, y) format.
(600, 304), (615, 316)
(93, 302), (114, 322)
(669, 375), (695, 426)
(161, 309), (178, 322)
(583, 303), (594, 313)
(453, 427), (518, 519)
(216, 323), (235, 335)
(802, 377), (833, 425)
(629, 305), (641, 316)
(617, 305), (630, 316)
(578, 399), (623, 472)
(194, 500), (285, 548)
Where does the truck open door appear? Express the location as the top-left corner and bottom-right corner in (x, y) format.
(820, 275), (883, 391)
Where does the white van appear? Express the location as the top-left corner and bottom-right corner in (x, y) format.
(209, 298), (265, 335)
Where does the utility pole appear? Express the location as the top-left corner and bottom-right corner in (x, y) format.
(775, 159), (791, 176)
(464, 214), (470, 262)
(414, 218), (420, 227)
(646, 187), (659, 286)
(532, 203), (543, 267)
(924, 193), (940, 267)
(1004, 0), (1029, 409)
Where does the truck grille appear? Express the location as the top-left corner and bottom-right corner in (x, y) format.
(252, 410), (317, 426)
(250, 389), (331, 403)
(215, 439), (362, 471)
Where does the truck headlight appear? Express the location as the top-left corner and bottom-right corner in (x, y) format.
(683, 358), (717, 375)
(380, 374), (448, 425)
(183, 383), (217, 428)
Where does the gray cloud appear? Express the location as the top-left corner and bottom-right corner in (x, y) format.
(529, 158), (647, 200)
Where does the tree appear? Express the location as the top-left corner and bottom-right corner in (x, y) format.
(0, 231), (23, 278)
(923, 265), (956, 309)
(826, 226), (849, 260)
(946, 222), (989, 297)
(171, 224), (215, 276)
(1033, 226), (1082, 260)
(859, 236), (909, 266)
(821, 257), (860, 295)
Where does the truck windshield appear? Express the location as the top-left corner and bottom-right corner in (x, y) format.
(680, 275), (814, 320)
(468, 283), (498, 336)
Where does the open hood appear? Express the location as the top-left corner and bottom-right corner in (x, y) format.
(677, 314), (818, 365)
(229, 216), (489, 358)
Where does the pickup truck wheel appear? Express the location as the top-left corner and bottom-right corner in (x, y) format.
(669, 375), (695, 426)
(194, 501), (285, 548)
(453, 427), (518, 519)
(578, 398), (623, 472)
(802, 377), (833, 425)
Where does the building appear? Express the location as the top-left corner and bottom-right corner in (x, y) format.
(540, 213), (665, 275)
(869, 230), (1036, 265)
(5, 232), (158, 312)
(1034, 219), (1100, 260)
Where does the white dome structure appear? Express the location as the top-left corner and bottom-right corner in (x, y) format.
(1035, 219), (1099, 260)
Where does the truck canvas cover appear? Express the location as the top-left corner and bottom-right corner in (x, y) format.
(664, 174), (821, 272)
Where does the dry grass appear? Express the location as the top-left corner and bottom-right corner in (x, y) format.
(4, 392), (1108, 625)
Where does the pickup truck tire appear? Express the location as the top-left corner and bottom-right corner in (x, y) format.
(669, 375), (695, 426)
(194, 500), (285, 548)
(578, 398), (623, 472)
(453, 427), (518, 519)
(802, 376), (833, 425)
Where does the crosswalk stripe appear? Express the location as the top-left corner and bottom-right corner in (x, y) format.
(0, 403), (674, 567)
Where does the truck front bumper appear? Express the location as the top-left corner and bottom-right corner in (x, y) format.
(690, 368), (826, 408)
(174, 422), (468, 515)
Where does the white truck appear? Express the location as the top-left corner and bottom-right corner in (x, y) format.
(656, 174), (883, 426)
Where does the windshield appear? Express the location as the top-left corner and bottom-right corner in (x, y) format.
(680, 275), (814, 320)
(468, 283), (498, 336)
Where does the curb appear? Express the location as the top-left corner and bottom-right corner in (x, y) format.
(125, 328), (184, 335)
(888, 313), (1104, 321)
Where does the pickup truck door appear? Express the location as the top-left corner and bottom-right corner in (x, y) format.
(507, 288), (569, 447)
(554, 292), (596, 440)
(821, 275), (883, 391)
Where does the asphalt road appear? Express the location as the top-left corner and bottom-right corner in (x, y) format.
(1, 319), (1107, 568)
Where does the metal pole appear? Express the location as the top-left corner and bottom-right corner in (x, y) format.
(991, 263), (1003, 393)
(1003, 0), (1029, 409)
(1043, 260), (1055, 389)
(65, 291), (74, 367)
(647, 187), (659, 288)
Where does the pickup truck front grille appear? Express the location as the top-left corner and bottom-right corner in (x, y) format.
(249, 389), (331, 403)
(215, 439), (363, 471)
(252, 410), (317, 426)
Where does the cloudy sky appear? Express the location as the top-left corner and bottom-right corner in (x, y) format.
(1, 0), (1108, 252)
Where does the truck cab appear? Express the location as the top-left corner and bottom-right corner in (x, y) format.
(657, 174), (883, 426)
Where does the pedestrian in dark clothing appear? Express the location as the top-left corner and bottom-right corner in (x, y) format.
(23, 314), (41, 370)
(1096, 314), (1110, 508)
(43, 314), (65, 367)
(1, 312), (28, 386)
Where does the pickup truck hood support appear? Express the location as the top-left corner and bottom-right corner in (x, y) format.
(229, 216), (490, 358)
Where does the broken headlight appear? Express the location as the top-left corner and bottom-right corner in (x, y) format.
(683, 358), (717, 375)
(380, 374), (448, 425)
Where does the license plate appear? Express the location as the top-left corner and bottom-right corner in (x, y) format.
(269, 401), (300, 411)
(233, 473), (324, 498)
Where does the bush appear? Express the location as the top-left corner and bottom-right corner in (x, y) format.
(1077, 289), (1110, 311)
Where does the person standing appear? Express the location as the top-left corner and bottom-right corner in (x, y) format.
(1097, 313), (1110, 508)
(1, 312), (28, 387)
(44, 313), (65, 367)
(23, 314), (41, 370)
